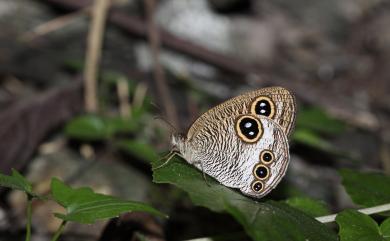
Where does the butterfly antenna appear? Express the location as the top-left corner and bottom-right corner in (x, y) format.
(153, 150), (177, 170)
(154, 115), (178, 133)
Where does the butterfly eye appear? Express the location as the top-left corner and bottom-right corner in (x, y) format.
(250, 96), (275, 118)
(251, 180), (263, 193)
(253, 164), (269, 180)
(235, 115), (263, 143)
(260, 150), (274, 164)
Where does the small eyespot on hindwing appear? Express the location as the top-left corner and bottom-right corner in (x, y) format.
(253, 164), (270, 180)
(260, 150), (274, 164)
(251, 180), (264, 193)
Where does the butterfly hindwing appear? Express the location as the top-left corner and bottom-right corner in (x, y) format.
(235, 115), (290, 198)
(186, 114), (289, 198)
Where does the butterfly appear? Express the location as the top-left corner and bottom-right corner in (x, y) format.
(160, 86), (296, 199)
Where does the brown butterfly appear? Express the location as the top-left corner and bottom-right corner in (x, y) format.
(160, 87), (296, 199)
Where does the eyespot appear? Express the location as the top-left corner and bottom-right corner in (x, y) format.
(251, 180), (263, 193)
(250, 96), (275, 118)
(260, 150), (274, 164)
(235, 115), (263, 143)
(253, 164), (269, 180)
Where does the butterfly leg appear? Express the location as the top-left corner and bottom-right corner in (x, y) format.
(196, 161), (211, 187)
(153, 150), (177, 170)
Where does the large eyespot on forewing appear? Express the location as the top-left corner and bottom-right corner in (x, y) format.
(235, 115), (263, 143)
(250, 96), (276, 118)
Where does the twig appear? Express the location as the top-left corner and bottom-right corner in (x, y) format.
(22, 7), (90, 41)
(116, 77), (131, 118)
(50, 221), (67, 241)
(84, 0), (110, 113)
(145, 0), (179, 127)
(133, 82), (148, 108)
(25, 195), (33, 241)
(316, 203), (390, 223)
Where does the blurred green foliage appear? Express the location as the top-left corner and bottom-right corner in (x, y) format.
(285, 197), (330, 217)
(340, 169), (390, 207)
(0, 171), (165, 241)
(292, 106), (356, 160)
(336, 210), (390, 241)
(115, 140), (159, 163)
(51, 178), (166, 223)
(65, 115), (139, 141)
(0, 169), (35, 197)
(296, 107), (346, 135)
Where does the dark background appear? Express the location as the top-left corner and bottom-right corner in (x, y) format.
(0, 0), (389, 240)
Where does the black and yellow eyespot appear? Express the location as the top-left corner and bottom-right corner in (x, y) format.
(251, 180), (263, 193)
(250, 96), (275, 118)
(260, 150), (274, 164)
(235, 115), (263, 143)
(253, 164), (270, 180)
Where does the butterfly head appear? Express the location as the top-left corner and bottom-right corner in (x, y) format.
(171, 133), (186, 154)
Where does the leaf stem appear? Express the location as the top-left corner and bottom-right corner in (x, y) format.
(50, 220), (67, 241)
(316, 203), (390, 223)
(25, 195), (33, 241)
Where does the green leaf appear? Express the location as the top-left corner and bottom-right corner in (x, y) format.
(152, 156), (337, 241)
(380, 218), (390, 239)
(340, 169), (390, 207)
(115, 140), (158, 163)
(185, 232), (248, 241)
(296, 107), (346, 135)
(65, 115), (110, 141)
(285, 197), (330, 217)
(336, 209), (389, 241)
(65, 115), (138, 141)
(292, 129), (336, 153)
(0, 169), (37, 197)
(50, 178), (166, 224)
(134, 232), (148, 241)
(105, 116), (139, 134)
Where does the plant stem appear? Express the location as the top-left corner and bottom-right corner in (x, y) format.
(84, 0), (110, 113)
(25, 195), (33, 241)
(50, 220), (67, 241)
(316, 203), (390, 223)
(22, 7), (90, 41)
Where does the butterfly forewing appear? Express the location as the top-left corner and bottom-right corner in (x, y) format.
(187, 86), (296, 139)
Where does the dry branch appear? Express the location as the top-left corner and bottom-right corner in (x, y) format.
(116, 77), (131, 118)
(84, 0), (110, 112)
(22, 7), (90, 41)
